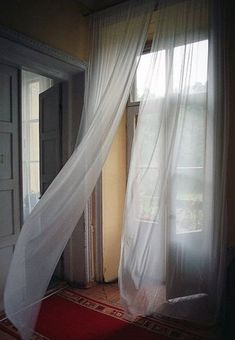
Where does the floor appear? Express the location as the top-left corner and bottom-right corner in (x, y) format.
(0, 329), (14, 340)
(73, 282), (120, 307)
(73, 283), (220, 339)
(0, 283), (120, 340)
(0, 282), (221, 339)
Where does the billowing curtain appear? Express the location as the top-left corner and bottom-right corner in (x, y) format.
(4, 1), (155, 339)
(119, 0), (228, 324)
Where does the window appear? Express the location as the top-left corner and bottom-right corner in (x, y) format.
(129, 40), (208, 233)
(130, 50), (166, 102)
(22, 71), (53, 219)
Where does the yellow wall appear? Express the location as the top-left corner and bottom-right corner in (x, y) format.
(0, 0), (89, 61)
(102, 112), (126, 282)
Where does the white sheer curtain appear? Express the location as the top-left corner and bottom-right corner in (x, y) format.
(119, 0), (228, 324)
(22, 71), (53, 220)
(4, 1), (155, 339)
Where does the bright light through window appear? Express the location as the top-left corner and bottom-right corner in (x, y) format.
(131, 40), (208, 234)
(173, 40), (208, 93)
(132, 50), (166, 102)
(22, 71), (53, 220)
(131, 40), (208, 102)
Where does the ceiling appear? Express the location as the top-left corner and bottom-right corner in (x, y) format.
(74, 0), (128, 15)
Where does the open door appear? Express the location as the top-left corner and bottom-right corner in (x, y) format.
(0, 64), (20, 309)
(39, 83), (63, 282)
(39, 83), (62, 195)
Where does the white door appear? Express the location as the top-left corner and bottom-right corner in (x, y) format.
(0, 64), (20, 310)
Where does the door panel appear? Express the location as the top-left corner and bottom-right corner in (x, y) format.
(0, 133), (12, 179)
(0, 190), (14, 237)
(41, 93), (60, 133)
(0, 246), (14, 310)
(0, 73), (13, 122)
(39, 84), (62, 196)
(39, 83), (63, 282)
(0, 64), (20, 310)
(42, 139), (58, 178)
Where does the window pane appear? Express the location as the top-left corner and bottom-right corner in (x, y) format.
(175, 167), (204, 234)
(130, 40), (208, 102)
(177, 94), (206, 168)
(29, 82), (40, 119)
(22, 70), (53, 219)
(136, 168), (161, 222)
(22, 163), (40, 218)
(29, 122), (39, 161)
(138, 112), (164, 167)
(131, 50), (166, 102)
(173, 40), (208, 94)
(29, 162), (40, 196)
(130, 40), (208, 231)
(173, 40), (208, 234)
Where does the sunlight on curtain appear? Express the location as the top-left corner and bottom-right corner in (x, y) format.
(4, 1), (155, 339)
(119, 0), (228, 324)
(22, 71), (53, 220)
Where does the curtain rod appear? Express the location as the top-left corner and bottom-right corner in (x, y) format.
(84, 1), (158, 17)
(84, 0), (130, 16)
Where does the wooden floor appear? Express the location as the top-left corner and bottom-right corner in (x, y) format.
(0, 328), (14, 339)
(73, 282), (120, 307)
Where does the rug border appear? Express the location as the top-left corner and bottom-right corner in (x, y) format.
(58, 289), (209, 340)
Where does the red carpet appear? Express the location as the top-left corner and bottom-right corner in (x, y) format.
(0, 288), (213, 339)
(36, 293), (168, 339)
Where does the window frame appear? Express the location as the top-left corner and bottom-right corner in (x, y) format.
(127, 39), (208, 234)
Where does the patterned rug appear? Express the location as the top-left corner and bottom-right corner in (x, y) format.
(0, 288), (216, 339)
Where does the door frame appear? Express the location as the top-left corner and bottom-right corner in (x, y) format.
(0, 25), (88, 286)
(0, 24), (86, 79)
(87, 106), (133, 285)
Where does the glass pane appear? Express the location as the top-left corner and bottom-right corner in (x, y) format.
(22, 70), (53, 219)
(131, 40), (208, 102)
(22, 162), (40, 218)
(173, 40), (208, 94)
(135, 167), (161, 222)
(173, 40), (208, 234)
(177, 95), (206, 168)
(175, 167), (204, 234)
(131, 50), (166, 102)
(29, 163), (40, 197)
(130, 40), (208, 232)
(138, 112), (164, 168)
(136, 194), (160, 222)
(30, 82), (40, 119)
(29, 122), (39, 161)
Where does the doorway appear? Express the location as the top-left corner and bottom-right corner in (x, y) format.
(21, 70), (54, 220)
(0, 26), (86, 309)
(21, 70), (65, 286)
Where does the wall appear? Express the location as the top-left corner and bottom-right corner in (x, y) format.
(0, 0), (89, 61)
(102, 112), (127, 282)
